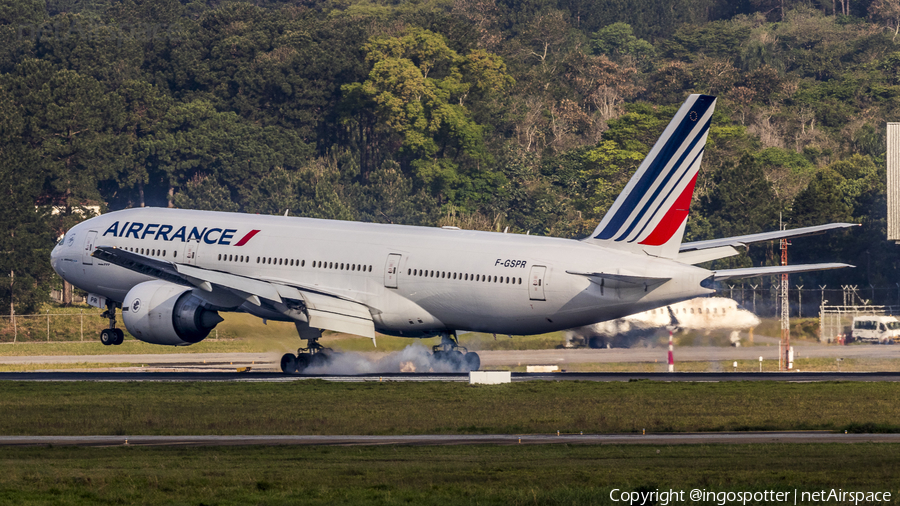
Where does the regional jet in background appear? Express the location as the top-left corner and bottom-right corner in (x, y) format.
(50, 95), (855, 373)
(567, 297), (760, 349)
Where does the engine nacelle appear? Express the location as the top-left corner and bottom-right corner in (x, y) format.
(122, 281), (224, 346)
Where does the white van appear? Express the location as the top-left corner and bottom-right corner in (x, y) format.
(851, 316), (900, 343)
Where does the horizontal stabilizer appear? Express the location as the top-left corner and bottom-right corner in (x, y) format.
(566, 270), (670, 291)
(677, 223), (858, 265)
(681, 223), (858, 252)
(711, 263), (854, 281)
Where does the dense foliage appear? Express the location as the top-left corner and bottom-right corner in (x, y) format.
(2, 0), (899, 312)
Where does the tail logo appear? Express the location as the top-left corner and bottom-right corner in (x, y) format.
(593, 95), (716, 247)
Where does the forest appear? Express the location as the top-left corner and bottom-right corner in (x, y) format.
(2, 0), (900, 313)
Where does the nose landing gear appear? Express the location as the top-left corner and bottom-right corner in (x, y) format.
(100, 301), (124, 346)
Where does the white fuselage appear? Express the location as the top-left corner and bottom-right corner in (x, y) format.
(51, 208), (713, 337)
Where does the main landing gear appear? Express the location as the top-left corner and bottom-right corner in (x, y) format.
(99, 300), (124, 346)
(433, 332), (480, 371)
(281, 337), (333, 374)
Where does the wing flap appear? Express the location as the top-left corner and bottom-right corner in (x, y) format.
(301, 290), (375, 338)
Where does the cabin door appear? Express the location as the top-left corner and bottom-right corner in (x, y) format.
(529, 265), (546, 301)
(384, 253), (402, 288)
(82, 231), (97, 265)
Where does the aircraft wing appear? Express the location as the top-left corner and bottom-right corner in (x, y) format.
(677, 223), (858, 265)
(710, 263), (854, 281)
(92, 246), (376, 338)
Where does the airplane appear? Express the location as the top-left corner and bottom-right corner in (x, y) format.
(567, 296), (760, 349)
(50, 94), (855, 373)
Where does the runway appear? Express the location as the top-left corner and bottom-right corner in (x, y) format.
(3, 370), (900, 381)
(1, 432), (898, 447)
(2, 342), (897, 372)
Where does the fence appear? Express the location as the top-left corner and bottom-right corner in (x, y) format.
(818, 305), (899, 343)
(0, 311), (110, 343)
(719, 284), (898, 319)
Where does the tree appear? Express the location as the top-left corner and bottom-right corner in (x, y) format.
(870, 0), (900, 40)
(590, 22), (655, 70)
(341, 27), (512, 201)
(0, 86), (54, 314)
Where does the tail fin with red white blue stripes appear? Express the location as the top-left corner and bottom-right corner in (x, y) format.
(585, 94), (716, 259)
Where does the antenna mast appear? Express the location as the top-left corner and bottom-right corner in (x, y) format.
(780, 222), (791, 371)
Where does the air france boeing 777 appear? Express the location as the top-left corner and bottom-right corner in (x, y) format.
(50, 95), (854, 373)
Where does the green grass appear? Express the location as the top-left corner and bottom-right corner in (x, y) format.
(0, 444), (897, 505)
(0, 362), (138, 372)
(3, 381), (900, 436)
(0, 308), (571, 356)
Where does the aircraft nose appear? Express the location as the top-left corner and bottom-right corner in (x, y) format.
(50, 230), (69, 277)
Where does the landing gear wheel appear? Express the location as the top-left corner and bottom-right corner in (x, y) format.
(588, 336), (605, 349)
(281, 353), (298, 374)
(464, 352), (480, 371)
(100, 301), (123, 346)
(447, 350), (464, 368)
(432, 332), (479, 371)
(100, 329), (115, 346)
(308, 351), (331, 369)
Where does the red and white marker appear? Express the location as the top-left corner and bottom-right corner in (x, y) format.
(667, 329), (674, 372)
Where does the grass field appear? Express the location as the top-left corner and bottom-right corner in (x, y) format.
(0, 304), (573, 355)
(0, 444), (898, 505)
(2, 381), (900, 436)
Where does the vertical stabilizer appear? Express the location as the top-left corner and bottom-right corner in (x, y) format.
(585, 94), (716, 259)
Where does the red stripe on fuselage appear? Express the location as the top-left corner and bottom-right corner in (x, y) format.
(638, 173), (698, 247)
(234, 229), (261, 246)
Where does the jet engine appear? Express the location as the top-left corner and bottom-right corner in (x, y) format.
(122, 280), (224, 346)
